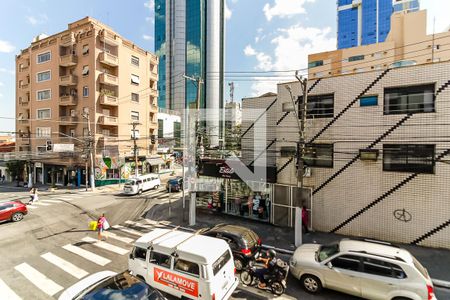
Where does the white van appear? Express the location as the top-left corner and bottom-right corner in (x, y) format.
(129, 228), (239, 300)
(123, 173), (161, 195)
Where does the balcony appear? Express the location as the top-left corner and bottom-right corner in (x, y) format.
(19, 97), (30, 106)
(20, 136), (30, 143)
(18, 118), (29, 125)
(98, 115), (118, 126)
(20, 83), (30, 91)
(99, 73), (118, 86)
(59, 95), (78, 106)
(60, 54), (78, 67)
(99, 94), (118, 106)
(19, 65), (29, 72)
(99, 30), (119, 46)
(60, 33), (76, 47)
(60, 74), (78, 86)
(99, 52), (118, 67)
(60, 116), (78, 125)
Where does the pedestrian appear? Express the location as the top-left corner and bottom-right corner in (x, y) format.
(28, 187), (38, 205)
(301, 206), (309, 233)
(1, 174), (5, 183)
(97, 213), (108, 241)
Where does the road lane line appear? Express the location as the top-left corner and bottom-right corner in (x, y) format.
(112, 225), (144, 236)
(62, 244), (110, 266)
(40, 199), (62, 204)
(41, 252), (89, 279)
(0, 278), (22, 300)
(14, 263), (63, 296)
(30, 202), (51, 206)
(26, 205), (37, 209)
(102, 231), (135, 244)
(81, 237), (129, 255)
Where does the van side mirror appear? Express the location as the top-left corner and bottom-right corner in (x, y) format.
(327, 262), (333, 269)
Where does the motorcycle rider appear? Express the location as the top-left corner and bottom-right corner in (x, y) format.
(255, 249), (277, 289)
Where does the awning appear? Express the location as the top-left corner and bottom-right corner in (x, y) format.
(147, 157), (165, 166)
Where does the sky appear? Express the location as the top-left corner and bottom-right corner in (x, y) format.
(0, 0), (449, 133)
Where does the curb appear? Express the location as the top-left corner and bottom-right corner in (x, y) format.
(432, 279), (450, 289)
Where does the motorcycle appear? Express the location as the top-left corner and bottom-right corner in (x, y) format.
(239, 257), (289, 296)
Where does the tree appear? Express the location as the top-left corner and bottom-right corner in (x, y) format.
(6, 160), (26, 186)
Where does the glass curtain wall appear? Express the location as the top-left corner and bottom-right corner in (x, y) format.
(155, 0), (167, 108)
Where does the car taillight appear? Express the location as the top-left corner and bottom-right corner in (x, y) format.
(241, 248), (252, 256)
(234, 267), (236, 274)
(257, 238), (262, 245)
(427, 284), (435, 300)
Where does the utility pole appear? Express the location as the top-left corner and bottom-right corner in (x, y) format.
(183, 74), (203, 226)
(82, 112), (96, 191)
(130, 121), (142, 177)
(296, 71), (308, 190)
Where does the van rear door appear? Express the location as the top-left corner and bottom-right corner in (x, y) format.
(210, 249), (237, 300)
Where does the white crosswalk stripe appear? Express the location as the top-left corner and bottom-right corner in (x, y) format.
(112, 225), (144, 236)
(62, 244), (111, 266)
(30, 202), (51, 206)
(14, 263), (63, 296)
(40, 199), (63, 204)
(81, 237), (129, 255)
(41, 252), (89, 279)
(53, 196), (74, 201)
(0, 278), (22, 300)
(102, 231), (135, 244)
(26, 205), (37, 209)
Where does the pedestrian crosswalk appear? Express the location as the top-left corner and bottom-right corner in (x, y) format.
(0, 220), (172, 300)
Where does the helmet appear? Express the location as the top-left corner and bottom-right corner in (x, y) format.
(268, 249), (276, 258)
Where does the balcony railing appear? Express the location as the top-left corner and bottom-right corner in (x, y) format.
(99, 73), (118, 86)
(19, 65), (29, 72)
(60, 74), (78, 86)
(60, 33), (76, 47)
(99, 94), (118, 106)
(20, 136), (30, 143)
(99, 30), (119, 46)
(60, 54), (78, 67)
(60, 116), (78, 124)
(20, 98), (30, 106)
(59, 95), (78, 106)
(99, 52), (119, 67)
(20, 83), (30, 90)
(98, 115), (118, 126)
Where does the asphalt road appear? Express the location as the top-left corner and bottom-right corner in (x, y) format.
(0, 186), (449, 300)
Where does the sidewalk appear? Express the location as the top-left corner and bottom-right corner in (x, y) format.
(144, 197), (450, 288)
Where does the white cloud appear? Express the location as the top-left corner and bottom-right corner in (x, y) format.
(244, 45), (257, 56)
(26, 14), (48, 26)
(0, 40), (15, 53)
(263, 0), (315, 21)
(225, 2), (232, 20)
(0, 93), (3, 98)
(0, 68), (14, 75)
(142, 34), (153, 41)
(0, 82), (4, 86)
(144, 0), (155, 10)
(421, 0), (450, 34)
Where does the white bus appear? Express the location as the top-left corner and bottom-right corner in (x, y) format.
(123, 173), (161, 195)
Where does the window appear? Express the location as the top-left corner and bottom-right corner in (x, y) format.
(150, 251), (170, 268)
(83, 107), (89, 114)
(82, 44), (89, 55)
(174, 258), (199, 277)
(300, 94), (334, 119)
(331, 255), (361, 272)
(37, 89), (51, 101)
(82, 65), (89, 76)
(280, 146), (297, 157)
(37, 71), (51, 82)
(131, 55), (140, 66)
(360, 95), (378, 107)
(36, 127), (51, 138)
(83, 86), (89, 97)
(317, 244), (339, 262)
(362, 258), (406, 279)
(131, 129), (140, 139)
(131, 74), (140, 85)
(308, 60), (324, 68)
(37, 109), (51, 119)
(383, 144), (435, 174)
(131, 93), (139, 102)
(37, 52), (51, 64)
(132, 247), (147, 261)
(131, 111), (139, 121)
(213, 250), (232, 276)
(83, 128), (89, 137)
(348, 55), (365, 62)
(37, 146), (46, 153)
(304, 144), (333, 168)
(384, 84), (435, 115)
(158, 119), (164, 138)
(70, 129), (75, 137)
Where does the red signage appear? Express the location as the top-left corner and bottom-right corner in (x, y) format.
(154, 268), (199, 297)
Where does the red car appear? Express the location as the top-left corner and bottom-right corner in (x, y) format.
(0, 201), (28, 223)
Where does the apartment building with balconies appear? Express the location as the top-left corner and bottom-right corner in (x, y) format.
(15, 17), (159, 186)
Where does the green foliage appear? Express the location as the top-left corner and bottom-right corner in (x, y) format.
(6, 160), (26, 181)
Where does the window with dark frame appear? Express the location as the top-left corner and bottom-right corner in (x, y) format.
(304, 143), (334, 168)
(299, 94), (334, 119)
(150, 251), (170, 268)
(383, 144), (435, 174)
(362, 257), (407, 279)
(384, 84), (435, 115)
(331, 255), (361, 272)
(174, 258), (200, 277)
(131, 55), (140, 67)
(131, 93), (139, 102)
(280, 146), (297, 157)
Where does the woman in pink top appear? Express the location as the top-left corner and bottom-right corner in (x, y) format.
(97, 214), (106, 240)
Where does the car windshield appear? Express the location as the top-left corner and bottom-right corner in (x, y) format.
(76, 272), (163, 300)
(413, 257), (429, 278)
(125, 180), (136, 186)
(317, 243), (339, 262)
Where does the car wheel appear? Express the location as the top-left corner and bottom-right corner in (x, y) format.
(271, 281), (285, 296)
(154, 185), (159, 190)
(301, 274), (322, 294)
(138, 189), (142, 194)
(11, 212), (24, 222)
(234, 257), (244, 271)
(240, 270), (253, 285)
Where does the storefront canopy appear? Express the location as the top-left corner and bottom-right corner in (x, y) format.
(146, 157), (165, 166)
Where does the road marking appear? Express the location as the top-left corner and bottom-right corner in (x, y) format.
(102, 231), (135, 244)
(62, 244), (111, 266)
(41, 252), (89, 279)
(26, 205), (37, 209)
(0, 278), (22, 300)
(125, 220), (153, 229)
(112, 225), (144, 236)
(81, 237), (129, 255)
(30, 202), (51, 206)
(40, 199), (62, 204)
(14, 263), (63, 296)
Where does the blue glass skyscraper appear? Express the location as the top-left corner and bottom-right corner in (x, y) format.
(337, 0), (420, 49)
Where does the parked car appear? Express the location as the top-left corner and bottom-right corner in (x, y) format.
(289, 238), (436, 300)
(202, 224), (261, 271)
(0, 201), (27, 223)
(59, 270), (167, 300)
(166, 176), (183, 192)
(123, 174), (160, 195)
